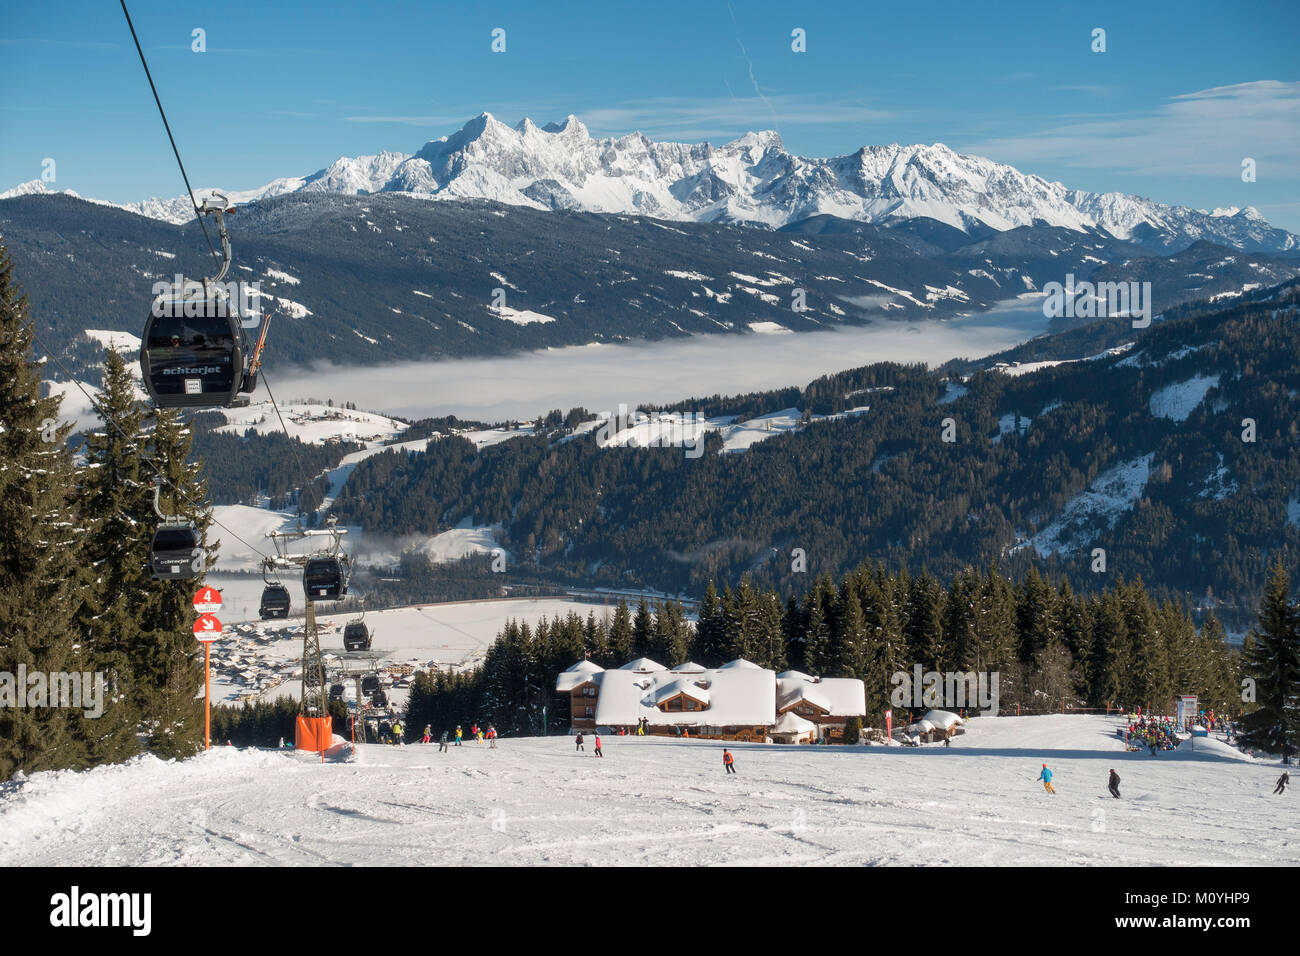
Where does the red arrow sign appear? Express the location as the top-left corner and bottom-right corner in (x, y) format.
(193, 588), (223, 614)
(193, 614), (222, 642)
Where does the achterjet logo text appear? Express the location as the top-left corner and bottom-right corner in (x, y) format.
(890, 665), (1000, 715)
(0, 667), (105, 718)
(50, 887), (151, 937)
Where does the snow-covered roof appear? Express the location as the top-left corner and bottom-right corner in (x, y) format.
(922, 710), (964, 731)
(594, 662), (775, 727)
(776, 675), (867, 717)
(671, 661), (707, 673)
(650, 677), (710, 707)
(555, 659), (604, 693)
(619, 657), (667, 672)
(907, 719), (935, 734)
(776, 670), (815, 681)
(771, 711), (816, 735)
(719, 659), (763, 671)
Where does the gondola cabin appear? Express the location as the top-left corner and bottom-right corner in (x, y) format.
(372, 689), (388, 707)
(140, 280), (254, 409)
(149, 523), (203, 580)
(258, 584), (291, 620)
(343, 622), (371, 652)
(361, 675), (380, 695)
(303, 556), (345, 601)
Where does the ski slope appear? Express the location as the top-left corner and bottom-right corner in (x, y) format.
(1, 716), (1291, 867)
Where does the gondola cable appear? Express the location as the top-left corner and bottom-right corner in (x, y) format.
(118, 0), (221, 267)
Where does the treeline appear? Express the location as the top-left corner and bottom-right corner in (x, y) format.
(327, 284), (1300, 622)
(0, 243), (212, 780)
(187, 411), (363, 507)
(210, 697), (349, 749)
(406, 561), (1255, 740)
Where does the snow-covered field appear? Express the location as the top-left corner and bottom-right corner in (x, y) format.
(204, 597), (622, 703)
(1, 716), (1290, 867)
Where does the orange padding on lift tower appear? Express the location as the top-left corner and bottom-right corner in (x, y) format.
(295, 716), (333, 752)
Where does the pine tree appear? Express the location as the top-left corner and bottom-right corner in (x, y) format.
(903, 571), (944, 670)
(0, 244), (94, 778)
(829, 583), (866, 679)
(608, 602), (634, 663)
(136, 407), (211, 758)
(801, 576), (833, 675)
(695, 582), (726, 666)
(632, 597), (653, 660)
(1240, 560), (1300, 761)
(75, 350), (154, 745)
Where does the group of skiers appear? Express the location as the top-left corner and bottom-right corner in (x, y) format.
(407, 722), (499, 751)
(1036, 763), (1288, 798)
(571, 732), (739, 774)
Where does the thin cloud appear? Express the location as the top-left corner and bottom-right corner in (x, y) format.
(963, 80), (1300, 177)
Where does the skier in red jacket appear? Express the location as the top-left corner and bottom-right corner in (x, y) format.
(594, 734), (603, 757)
(723, 749), (736, 774)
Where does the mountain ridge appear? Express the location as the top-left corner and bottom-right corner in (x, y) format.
(5, 112), (1296, 253)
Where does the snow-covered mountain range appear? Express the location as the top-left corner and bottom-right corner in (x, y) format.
(5, 113), (1297, 252)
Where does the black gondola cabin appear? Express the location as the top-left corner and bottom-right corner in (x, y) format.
(259, 584), (291, 619)
(150, 523), (203, 580)
(140, 282), (253, 408)
(303, 556), (345, 601)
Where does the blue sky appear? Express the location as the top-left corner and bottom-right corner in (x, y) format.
(3, 0), (1298, 229)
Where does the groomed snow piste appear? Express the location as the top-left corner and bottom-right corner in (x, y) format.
(1, 715), (1291, 867)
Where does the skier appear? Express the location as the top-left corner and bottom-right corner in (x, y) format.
(392, 720), (404, 745)
(1108, 769), (1121, 799)
(488, 726), (498, 749)
(1038, 763), (1056, 794)
(471, 723), (479, 742)
(575, 732), (585, 752)
(439, 730), (449, 753)
(1274, 772), (1290, 795)
(723, 749), (736, 774)
(454, 725), (463, 746)
(422, 724), (432, 744)
(594, 734), (603, 758)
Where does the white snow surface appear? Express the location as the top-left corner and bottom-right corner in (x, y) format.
(1022, 454), (1155, 558)
(1149, 375), (1220, 422)
(1, 715), (1289, 867)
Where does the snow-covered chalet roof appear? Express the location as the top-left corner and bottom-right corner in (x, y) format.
(556, 659), (604, 693)
(771, 711), (816, 734)
(593, 662), (775, 727)
(619, 657), (667, 672)
(776, 675), (867, 717)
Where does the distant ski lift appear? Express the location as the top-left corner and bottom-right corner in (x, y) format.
(343, 621), (371, 652)
(259, 584), (291, 620)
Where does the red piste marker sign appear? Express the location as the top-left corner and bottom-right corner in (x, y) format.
(194, 614), (222, 642)
(193, 587), (222, 614)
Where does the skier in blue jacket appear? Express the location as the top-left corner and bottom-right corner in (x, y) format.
(1038, 763), (1056, 794)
